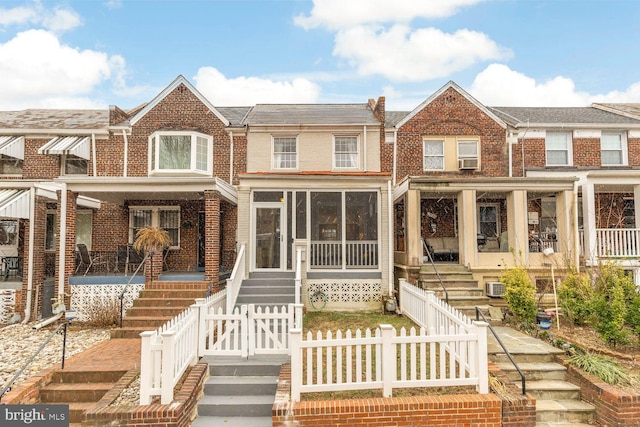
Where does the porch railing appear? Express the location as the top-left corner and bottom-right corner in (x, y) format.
(310, 240), (378, 269)
(226, 243), (246, 313)
(578, 228), (640, 258)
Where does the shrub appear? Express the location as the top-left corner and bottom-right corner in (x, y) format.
(84, 298), (121, 328)
(590, 263), (635, 346)
(557, 271), (593, 326)
(569, 352), (638, 386)
(500, 265), (537, 327)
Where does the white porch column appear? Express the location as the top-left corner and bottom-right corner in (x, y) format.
(406, 189), (422, 267)
(582, 182), (597, 265)
(556, 189), (576, 265)
(634, 185), (640, 229)
(458, 190), (477, 268)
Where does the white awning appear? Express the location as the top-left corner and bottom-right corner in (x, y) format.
(0, 189), (31, 219)
(0, 136), (25, 160)
(38, 136), (90, 160)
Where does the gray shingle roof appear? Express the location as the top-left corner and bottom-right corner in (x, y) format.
(0, 109), (109, 130)
(385, 111), (410, 128)
(216, 107), (252, 126)
(488, 106), (640, 126)
(243, 104), (380, 126)
(592, 103), (640, 120)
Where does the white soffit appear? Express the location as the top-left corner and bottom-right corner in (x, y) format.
(38, 136), (90, 160)
(0, 136), (25, 160)
(0, 189), (30, 219)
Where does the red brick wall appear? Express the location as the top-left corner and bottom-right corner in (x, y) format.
(395, 87), (507, 183)
(628, 137), (640, 165)
(23, 138), (60, 179)
(574, 138), (600, 167)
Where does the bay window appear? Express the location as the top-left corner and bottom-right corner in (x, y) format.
(149, 131), (212, 175)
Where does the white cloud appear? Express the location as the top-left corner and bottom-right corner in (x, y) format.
(334, 25), (511, 82)
(470, 64), (640, 107)
(193, 67), (321, 106)
(0, 6), (37, 26)
(0, 29), (126, 109)
(0, 2), (82, 33)
(41, 7), (82, 33)
(295, 0), (485, 30)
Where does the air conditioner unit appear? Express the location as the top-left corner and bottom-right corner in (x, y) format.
(458, 158), (478, 170)
(486, 281), (506, 298)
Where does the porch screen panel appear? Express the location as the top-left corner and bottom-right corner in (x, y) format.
(345, 192), (378, 268)
(296, 192), (306, 239)
(160, 210), (180, 247)
(311, 192), (341, 268)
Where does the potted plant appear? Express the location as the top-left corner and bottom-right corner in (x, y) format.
(132, 227), (171, 255)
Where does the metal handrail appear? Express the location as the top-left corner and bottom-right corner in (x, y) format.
(119, 252), (152, 328)
(422, 238), (449, 303)
(0, 321), (70, 402)
(475, 307), (526, 395)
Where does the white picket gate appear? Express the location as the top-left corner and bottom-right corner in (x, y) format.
(200, 303), (303, 357)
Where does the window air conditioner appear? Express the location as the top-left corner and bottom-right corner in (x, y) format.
(486, 281), (506, 298)
(458, 158), (478, 170)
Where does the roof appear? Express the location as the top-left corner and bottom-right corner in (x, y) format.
(243, 104), (380, 126)
(385, 111), (410, 128)
(0, 109), (109, 130)
(488, 106), (640, 127)
(217, 107), (252, 126)
(592, 103), (640, 120)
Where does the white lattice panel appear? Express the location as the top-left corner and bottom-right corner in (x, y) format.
(0, 289), (16, 323)
(306, 280), (382, 309)
(70, 283), (144, 322)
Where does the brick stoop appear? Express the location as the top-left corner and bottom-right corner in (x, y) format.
(111, 280), (212, 339)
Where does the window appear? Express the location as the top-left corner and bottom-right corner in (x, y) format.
(623, 198), (635, 228)
(76, 210), (93, 250)
(149, 131), (212, 175)
(458, 140), (478, 159)
(423, 140), (444, 170)
(0, 155), (22, 175)
(546, 132), (572, 166)
(601, 132), (627, 166)
(273, 137), (297, 169)
(334, 136), (359, 169)
(0, 220), (18, 246)
(45, 211), (56, 251)
(129, 206), (180, 248)
(63, 155), (88, 175)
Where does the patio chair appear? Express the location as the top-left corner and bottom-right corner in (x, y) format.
(75, 243), (108, 276)
(3, 256), (22, 281)
(126, 245), (146, 274)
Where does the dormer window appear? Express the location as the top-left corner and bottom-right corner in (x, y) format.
(149, 131), (212, 175)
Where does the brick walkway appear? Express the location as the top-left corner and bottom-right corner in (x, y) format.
(62, 338), (140, 372)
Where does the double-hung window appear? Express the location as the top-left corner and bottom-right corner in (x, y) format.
(546, 132), (572, 166)
(334, 136), (359, 169)
(149, 131), (212, 175)
(601, 132), (627, 166)
(63, 155), (88, 175)
(273, 137), (297, 169)
(423, 140), (444, 170)
(129, 206), (180, 248)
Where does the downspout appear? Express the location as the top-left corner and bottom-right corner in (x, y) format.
(21, 186), (36, 323)
(392, 130), (397, 186)
(508, 130), (513, 178)
(229, 131), (234, 183)
(91, 133), (97, 177)
(58, 183), (68, 301)
(122, 129), (128, 177)
(387, 180), (394, 297)
(363, 126), (367, 171)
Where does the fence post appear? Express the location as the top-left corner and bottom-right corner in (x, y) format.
(380, 324), (395, 398)
(194, 298), (207, 357)
(160, 330), (176, 404)
(473, 321), (489, 394)
(226, 278), (233, 314)
(398, 278), (406, 314)
(139, 331), (155, 405)
(425, 290), (436, 333)
(290, 328), (302, 402)
(294, 304), (304, 329)
(241, 304), (249, 358)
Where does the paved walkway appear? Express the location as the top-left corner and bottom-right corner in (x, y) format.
(487, 326), (562, 356)
(62, 338), (140, 372)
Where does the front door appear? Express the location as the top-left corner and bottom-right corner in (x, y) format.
(254, 204), (284, 270)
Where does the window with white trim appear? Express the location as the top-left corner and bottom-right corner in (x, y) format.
(63, 155), (88, 175)
(129, 206), (180, 248)
(334, 136), (359, 169)
(149, 131), (212, 175)
(423, 140), (444, 170)
(601, 132), (627, 166)
(272, 136), (297, 169)
(458, 140), (478, 160)
(546, 132), (572, 166)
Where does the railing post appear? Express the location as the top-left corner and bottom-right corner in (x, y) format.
(426, 290), (436, 333)
(294, 303), (304, 329)
(226, 277), (234, 314)
(290, 328), (302, 402)
(380, 324), (395, 398)
(194, 298), (207, 357)
(139, 331), (155, 405)
(160, 330), (176, 404)
(242, 304), (249, 358)
(473, 321), (489, 394)
(398, 278), (407, 314)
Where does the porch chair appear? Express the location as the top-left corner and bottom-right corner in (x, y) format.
(126, 244), (145, 274)
(3, 256), (22, 281)
(75, 243), (108, 276)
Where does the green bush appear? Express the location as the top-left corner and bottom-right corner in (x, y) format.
(500, 265), (537, 327)
(569, 352), (638, 386)
(557, 271), (593, 326)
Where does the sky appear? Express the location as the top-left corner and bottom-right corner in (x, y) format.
(1, 0), (640, 112)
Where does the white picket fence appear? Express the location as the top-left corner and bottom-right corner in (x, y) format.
(139, 289), (227, 405)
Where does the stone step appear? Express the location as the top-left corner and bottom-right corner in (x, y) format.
(420, 277), (478, 286)
(439, 295), (492, 307)
(191, 416), (273, 427)
(68, 402), (96, 423)
(494, 362), (567, 381)
(198, 394), (275, 417)
(132, 297), (197, 307)
(518, 380), (581, 400)
(427, 287), (485, 297)
(489, 349), (560, 364)
(110, 327), (149, 339)
(238, 285), (296, 295)
(144, 281), (211, 290)
(39, 382), (114, 403)
(536, 399), (596, 423)
(205, 376), (278, 395)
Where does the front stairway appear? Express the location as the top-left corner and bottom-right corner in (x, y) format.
(110, 280), (211, 338)
(419, 263), (491, 317)
(235, 272), (296, 310)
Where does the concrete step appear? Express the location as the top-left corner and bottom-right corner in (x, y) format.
(205, 376), (278, 395)
(427, 287), (486, 297)
(198, 394), (275, 417)
(121, 316), (172, 328)
(238, 285), (295, 295)
(242, 278), (295, 287)
(494, 362), (567, 381)
(51, 370), (126, 383)
(205, 358), (284, 377)
(144, 281), (211, 290)
(439, 295), (492, 307)
(191, 416), (273, 427)
(489, 349), (561, 364)
(39, 382), (114, 403)
(420, 278), (479, 288)
(249, 272), (295, 279)
(536, 399), (596, 424)
(519, 380), (581, 400)
(235, 294), (295, 305)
